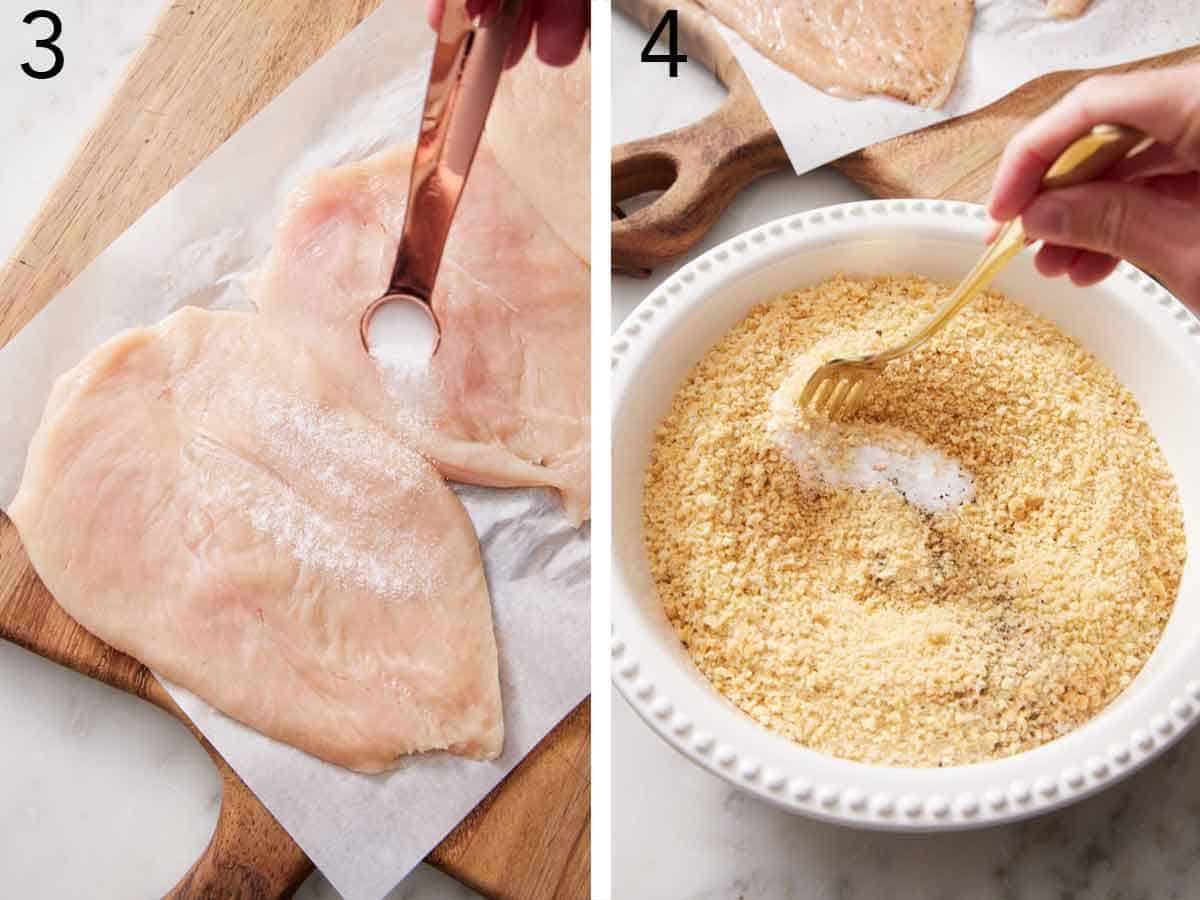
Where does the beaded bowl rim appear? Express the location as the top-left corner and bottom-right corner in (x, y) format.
(610, 198), (1200, 830)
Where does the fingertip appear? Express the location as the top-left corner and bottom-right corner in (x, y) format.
(535, 33), (585, 67)
(534, 2), (588, 66)
(986, 165), (1014, 221)
(989, 141), (1049, 223)
(988, 184), (1025, 225)
(989, 80), (1121, 221)
(536, 39), (581, 67)
(1035, 243), (1079, 278)
(1068, 250), (1120, 287)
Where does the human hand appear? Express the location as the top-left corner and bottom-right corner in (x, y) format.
(988, 64), (1200, 309)
(427, 0), (589, 67)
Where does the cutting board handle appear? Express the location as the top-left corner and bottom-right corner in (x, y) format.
(612, 0), (788, 274)
(0, 568), (314, 899)
(164, 745), (312, 899)
(0, 551), (314, 899)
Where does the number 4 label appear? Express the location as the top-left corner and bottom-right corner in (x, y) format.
(641, 10), (687, 77)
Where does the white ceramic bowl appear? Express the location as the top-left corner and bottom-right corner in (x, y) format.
(612, 199), (1200, 830)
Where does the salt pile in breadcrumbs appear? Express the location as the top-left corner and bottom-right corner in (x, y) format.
(643, 274), (1186, 767)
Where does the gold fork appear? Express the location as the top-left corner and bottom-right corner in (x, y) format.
(797, 124), (1151, 420)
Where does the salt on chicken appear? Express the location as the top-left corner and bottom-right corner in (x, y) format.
(253, 142), (591, 525)
(10, 310), (503, 771)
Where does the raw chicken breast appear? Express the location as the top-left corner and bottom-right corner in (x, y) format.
(9, 308), (503, 771)
(487, 48), (590, 263)
(254, 144), (591, 524)
(700, 0), (974, 108)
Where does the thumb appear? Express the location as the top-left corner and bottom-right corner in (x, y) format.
(1022, 182), (1200, 306)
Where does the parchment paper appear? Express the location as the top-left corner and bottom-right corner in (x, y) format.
(0, 2), (589, 899)
(710, 0), (1200, 175)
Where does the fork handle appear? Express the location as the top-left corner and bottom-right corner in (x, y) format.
(876, 124), (1150, 362)
(1041, 124), (1151, 190)
(876, 218), (1027, 362)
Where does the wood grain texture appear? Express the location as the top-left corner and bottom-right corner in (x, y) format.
(833, 46), (1200, 203)
(165, 744), (313, 900)
(612, 0), (787, 273)
(613, 0), (1200, 268)
(0, 0), (380, 347)
(0, 535), (313, 899)
(0, 1), (588, 897)
(431, 702), (591, 900)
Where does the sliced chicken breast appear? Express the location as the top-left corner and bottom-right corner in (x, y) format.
(10, 308), (503, 771)
(701, 0), (975, 108)
(487, 47), (590, 263)
(254, 144), (591, 523)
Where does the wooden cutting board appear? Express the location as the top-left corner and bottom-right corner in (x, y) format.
(612, 0), (1200, 272)
(0, 2), (588, 899)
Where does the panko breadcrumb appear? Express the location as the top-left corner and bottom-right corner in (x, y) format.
(642, 274), (1186, 767)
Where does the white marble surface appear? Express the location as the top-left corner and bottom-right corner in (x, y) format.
(0, 4), (477, 898)
(611, 9), (1200, 899)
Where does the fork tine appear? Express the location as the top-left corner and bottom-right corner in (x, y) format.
(825, 377), (851, 417)
(799, 367), (829, 408)
(840, 377), (867, 418)
(798, 373), (819, 408)
(808, 375), (832, 412)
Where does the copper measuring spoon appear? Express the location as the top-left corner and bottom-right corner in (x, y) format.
(360, 0), (522, 355)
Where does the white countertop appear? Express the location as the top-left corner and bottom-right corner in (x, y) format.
(0, 4), (477, 898)
(611, 9), (1200, 899)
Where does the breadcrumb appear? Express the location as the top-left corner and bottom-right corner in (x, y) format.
(642, 274), (1186, 767)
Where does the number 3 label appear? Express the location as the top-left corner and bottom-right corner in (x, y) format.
(22, 9), (64, 80)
